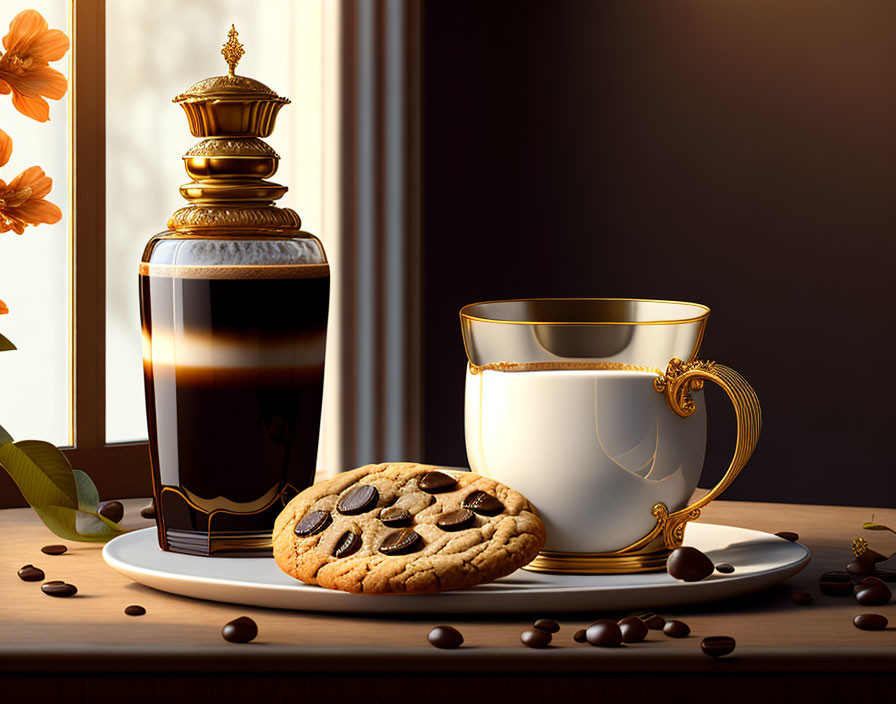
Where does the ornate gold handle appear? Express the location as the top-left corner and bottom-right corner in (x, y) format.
(653, 357), (762, 548)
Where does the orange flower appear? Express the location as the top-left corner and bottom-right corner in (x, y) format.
(0, 10), (69, 122)
(0, 128), (10, 167)
(0, 299), (7, 315)
(0, 164), (61, 234)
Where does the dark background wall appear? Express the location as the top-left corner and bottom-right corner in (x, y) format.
(422, 0), (896, 507)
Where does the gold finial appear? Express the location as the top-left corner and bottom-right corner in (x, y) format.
(221, 24), (244, 78)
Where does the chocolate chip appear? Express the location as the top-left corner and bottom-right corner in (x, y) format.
(701, 636), (736, 658)
(379, 528), (423, 555)
(663, 620), (690, 638)
(418, 471), (457, 494)
(427, 625), (463, 649)
(573, 629), (587, 643)
(462, 490), (503, 516)
(98, 500), (124, 524)
(585, 619), (623, 647)
(715, 563), (735, 574)
(222, 616), (258, 643)
(853, 613), (888, 631)
(437, 509), (475, 532)
(17, 564), (44, 582)
(819, 571), (853, 596)
(533, 619), (560, 633)
(125, 605), (146, 616)
(617, 616), (648, 643)
(666, 546), (714, 582)
(790, 592), (813, 605)
(855, 582), (891, 606)
(380, 507), (412, 527)
(637, 612), (666, 630)
(775, 531), (799, 542)
(294, 510), (331, 537)
(337, 485), (379, 515)
(140, 501), (156, 519)
(41, 581), (77, 597)
(520, 629), (552, 648)
(334, 531), (362, 558)
(41, 544), (67, 555)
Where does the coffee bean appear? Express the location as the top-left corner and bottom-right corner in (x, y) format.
(856, 549), (888, 567)
(585, 619), (623, 647)
(222, 616), (257, 643)
(666, 547), (714, 582)
(337, 485), (379, 515)
(462, 490), (503, 516)
(858, 576), (888, 588)
(819, 571), (853, 596)
(520, 629), (552, 648)
(294, 510), (331, 537)
(853, 613), (888, 631)
(790, 591), (813, 605)
(17, 564), (44, 582)
(140, 501), (156, 519)
(333, 531), (362, 559)
(701, 636), (736, 658)
(573, 629), (587, 643)
(533, 619), (560, 633)
(427, 625), (463, 649)
(380, 507), (412, 527)
(775, 531), (799, 542)
(41, 544), (67, 555)
(847, 561), (875, 576)
(617, 616), (648, 643)
(379, 528), (423, 555)
(41, 581), (77, 597)
(437, 509), (475, 532)
(98, 500), (124, 524)
(418, 471), (457, 494)
(125, 605), (146, 616)
(715, 563), (735, 574)
(855, 583), (891, 606)
(663, 620), (690, 638)
(637, 612), (666, 630)
(43, 580), (65, 585)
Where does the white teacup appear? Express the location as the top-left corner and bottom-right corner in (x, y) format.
(460, 298), (760, 574)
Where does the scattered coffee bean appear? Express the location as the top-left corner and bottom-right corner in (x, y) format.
(715, 563), (735, 574)
(427, 625), (463, 649)
(701, 636), (736, 658)
(380, 507), (412, 527)
(222, 616), (258, 643)
(43, 580), (65, 585)
(294, 510), (331, 537)
(418, 471), (458, 494)
(41, 581), (77, 597)
(790, 592), (813, 605)
(124, 605), (146, 616)
(853, 613), (888, 631)
(41, 544), (67, 555)
(847, 561), (875, 576)
(379, 528), (423, 555)
(461, 490), (503, 516)
(775, 531), (799, 542)
(855, 582), (891, 606)
(585, 619), (623, 647)
(140, 501), (156, 519)
(333, 531), (362, 558)
(520, 628), (552, 648)
(437, 509), (475, 532)
(666, 547), (714, 582)
(98, 500), (124, 524)
(637, 612), (666, 630)
(573, 629), (587, 643)
(17, 564), (44, 582)
(533, 619), (560, 633)
(663, 620), (690, 638)
(858, 576), (888, 588)
(617, 616), (648, 643)
(819, 571), (853, 596)
(337, 485), (379, 515)
(856, 549), (887, 566)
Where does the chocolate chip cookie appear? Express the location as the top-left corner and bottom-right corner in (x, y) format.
(272, 463), (546, 594)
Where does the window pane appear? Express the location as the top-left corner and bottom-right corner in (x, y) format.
(0, 1), (72, 446)
(105, 0), (325, 443)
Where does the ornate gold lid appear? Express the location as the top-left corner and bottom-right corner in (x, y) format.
(167, 26), (301, 236)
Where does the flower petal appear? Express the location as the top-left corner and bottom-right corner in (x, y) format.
(0, 129), (11, 167)
(8, 165), (50, 196)
(3, 10), (48, 54)
(10, 197), (62, 226)
(11, 90), (49, 122)
(0, 299), (8, 315)
(29, 28), (69, 63)
(4, 65), (66, 99)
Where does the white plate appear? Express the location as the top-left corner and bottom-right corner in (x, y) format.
(103, 524), (809, 613)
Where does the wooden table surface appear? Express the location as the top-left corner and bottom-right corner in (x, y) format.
(2, 498), (894, 701)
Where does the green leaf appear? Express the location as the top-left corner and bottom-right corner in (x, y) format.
(863, 522), (896, 534)
(0, 423), (12, 445)
(73, 469), (99, 513)
(0, 332), (15, 351)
